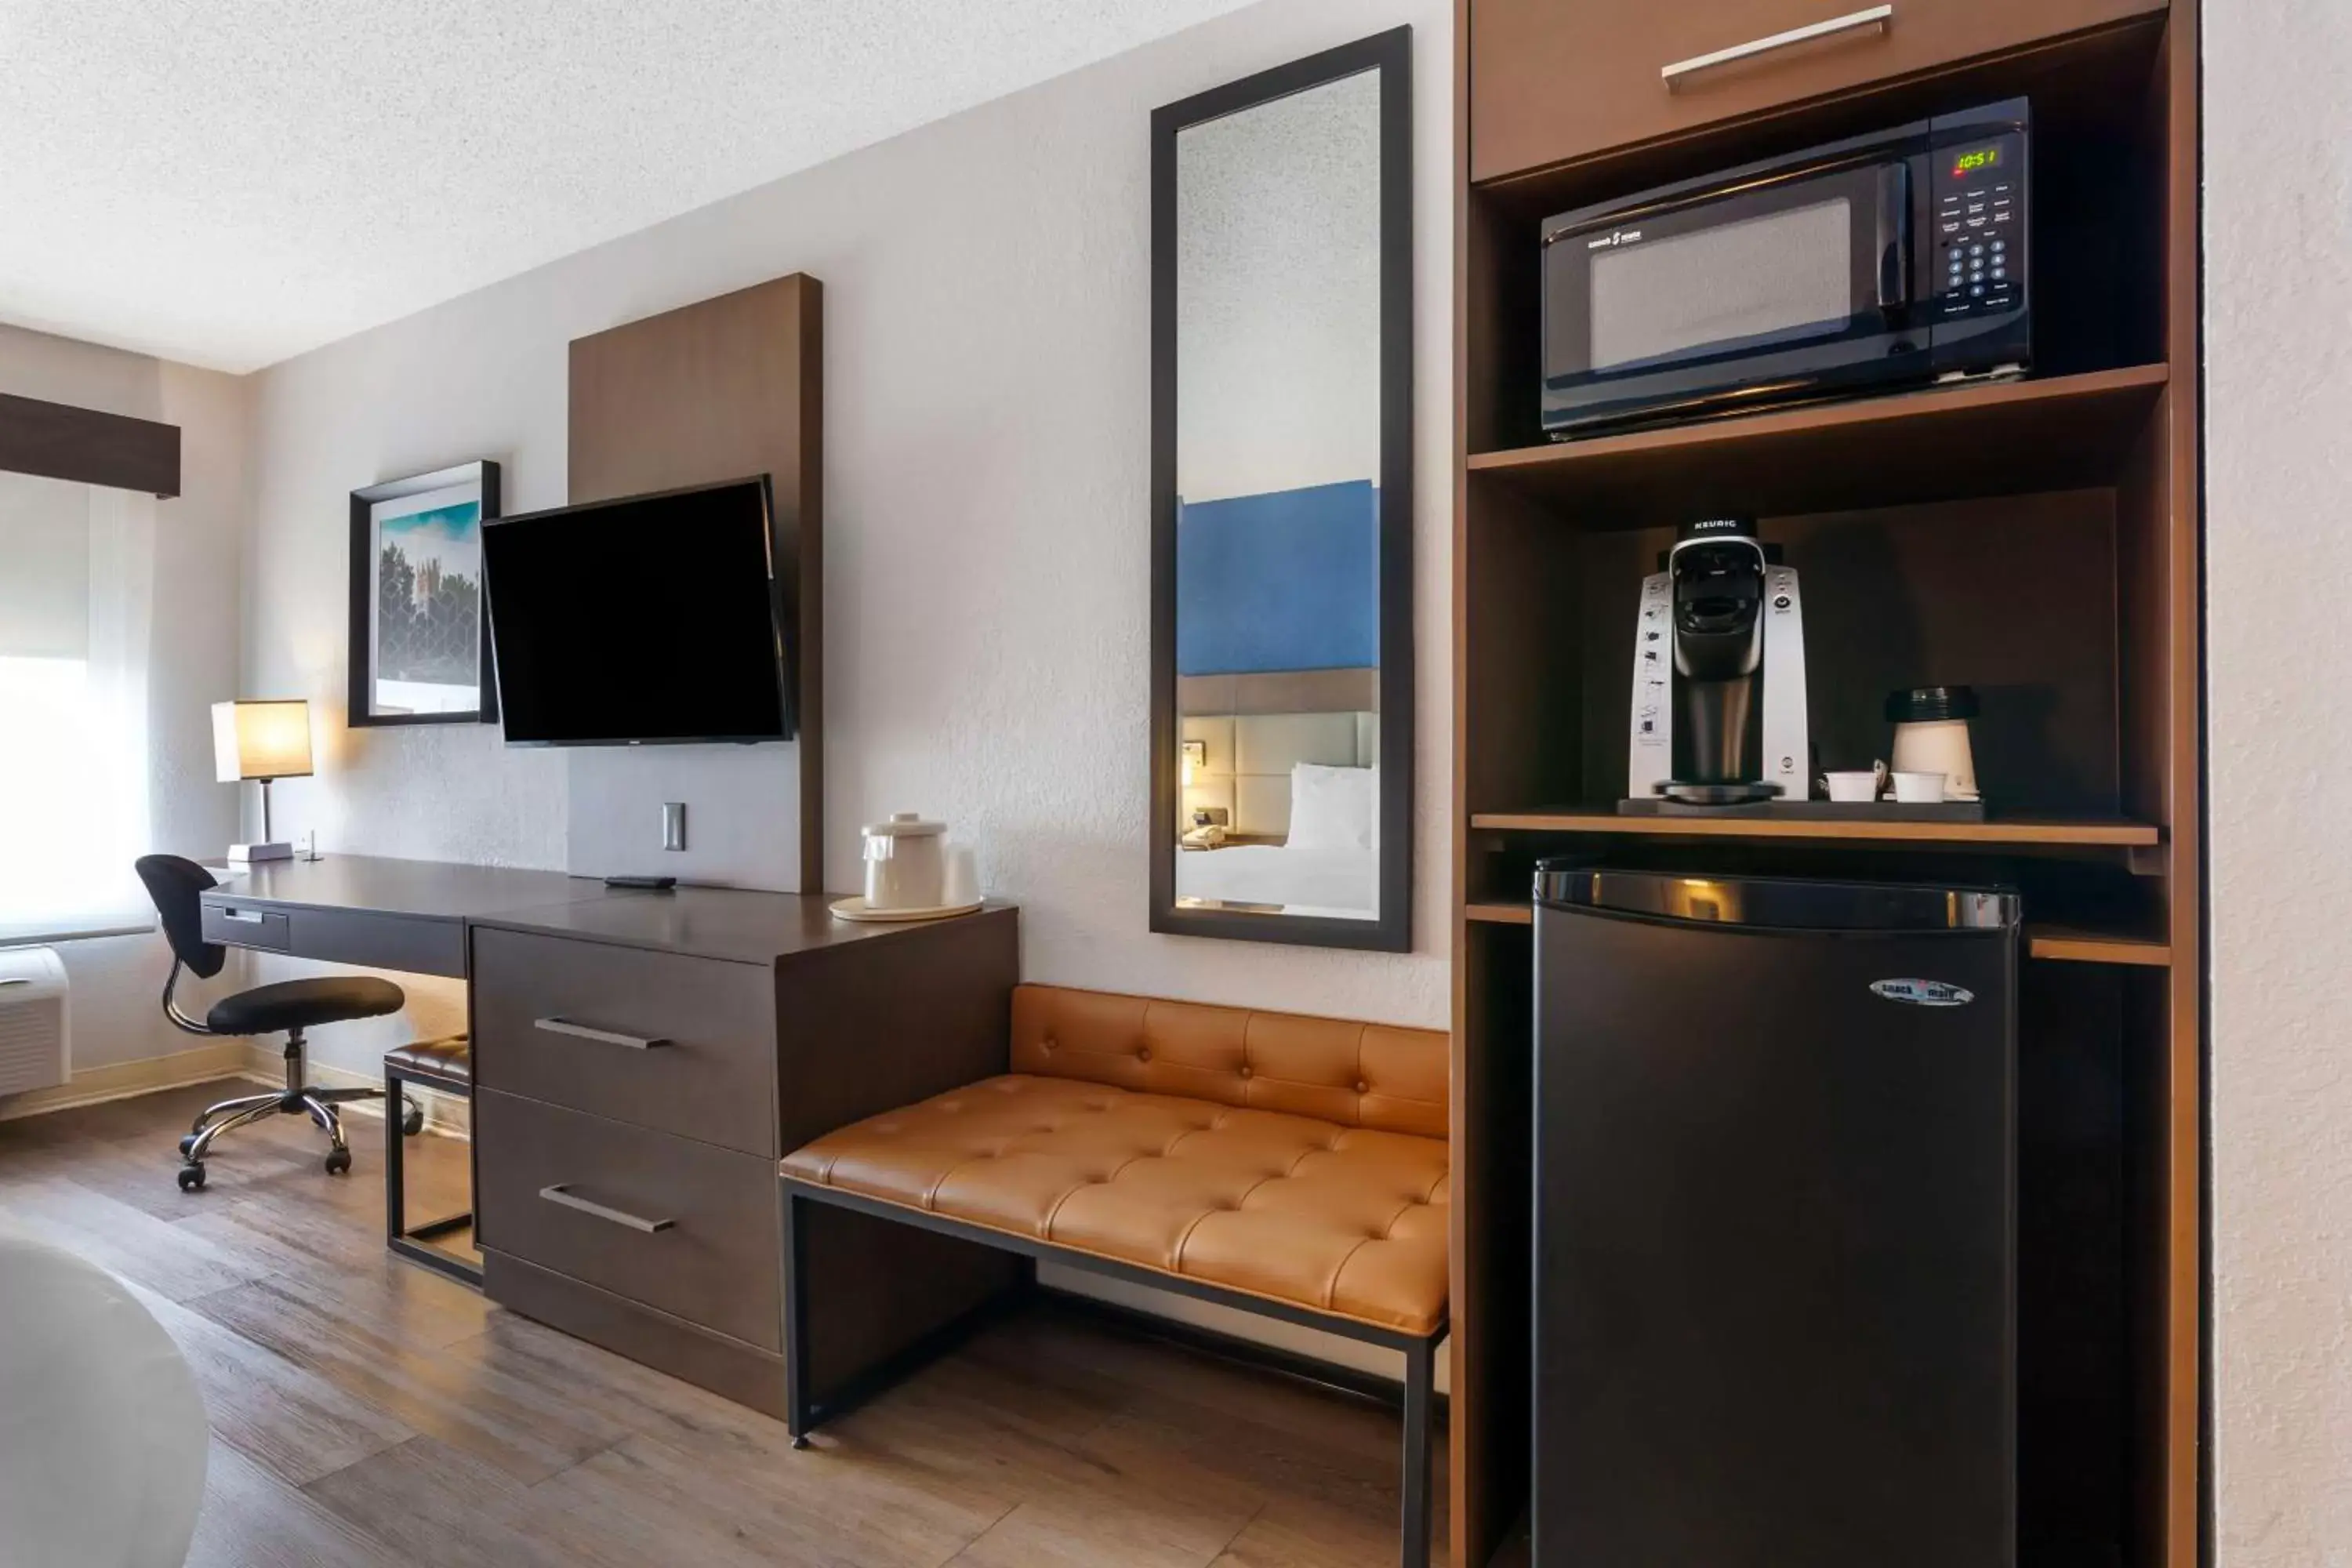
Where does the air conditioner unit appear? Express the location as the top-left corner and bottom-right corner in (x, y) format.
(0, 948), (71, 1097)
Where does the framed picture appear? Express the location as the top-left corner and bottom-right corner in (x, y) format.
(348, 460), (501, 727)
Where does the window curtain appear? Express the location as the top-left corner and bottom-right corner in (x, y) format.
(0, 473), (156, 939)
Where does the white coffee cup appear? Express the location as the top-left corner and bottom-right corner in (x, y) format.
(1823, 771), (1879, 803)
(1889, 771), (1948, 804)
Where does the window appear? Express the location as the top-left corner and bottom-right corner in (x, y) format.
(0, 473), (155, 940)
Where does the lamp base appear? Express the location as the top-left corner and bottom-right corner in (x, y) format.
(228, 841), (294, 864)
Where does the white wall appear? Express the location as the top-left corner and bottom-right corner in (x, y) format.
(0, 324), (251, 1072)
(246, 0), (1452, 1087)
(2205, 1), (2352, 1561)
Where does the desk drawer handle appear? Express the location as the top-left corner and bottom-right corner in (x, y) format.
(539, 1184), (675, 1233)
(532, 1015), (671, 1051)
(217, 908), (267, 924)
(1661, 5), (1893, 88)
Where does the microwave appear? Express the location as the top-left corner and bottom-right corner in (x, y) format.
(1541, 99), (2031, 438)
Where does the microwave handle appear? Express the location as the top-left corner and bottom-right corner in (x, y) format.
(1875, 162), (1911, 314)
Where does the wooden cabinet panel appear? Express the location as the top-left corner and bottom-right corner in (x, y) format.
(475, 1090), (781, 1352)
(481, 1249), (787, 1417)
(1469, 0), (2165, 180)
(470, 927), (777, 1156)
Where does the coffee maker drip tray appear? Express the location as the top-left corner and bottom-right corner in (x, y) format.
(1655, 781), (1784, 806)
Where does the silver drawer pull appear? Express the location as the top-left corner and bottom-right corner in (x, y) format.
(217, 908), (266, 924)
(532, 1015), (671, 1050)
(539, 1183), (675, 1233)
(1662, 5), (1893, 88)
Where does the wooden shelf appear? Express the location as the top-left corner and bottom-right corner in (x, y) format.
(1466, 365), (2169, 521)
(2026, 924), (2172, 967)
(1469, 808), (2161, 848)
(1465, 901), (1534, 927)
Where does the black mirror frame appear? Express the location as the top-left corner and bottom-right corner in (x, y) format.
(1148, 25), (1414, 953)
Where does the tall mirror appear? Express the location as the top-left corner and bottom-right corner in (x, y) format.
(1149, 27), (1412, 951)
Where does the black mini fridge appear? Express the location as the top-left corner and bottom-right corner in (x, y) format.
(1532, 866), (2020, 1568)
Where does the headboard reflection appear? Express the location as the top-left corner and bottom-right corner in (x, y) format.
(1180, 669), (1377, 840)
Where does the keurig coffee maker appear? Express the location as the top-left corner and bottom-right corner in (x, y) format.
(1628, 519), (1808, 806)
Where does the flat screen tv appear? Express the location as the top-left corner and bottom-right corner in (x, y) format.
(481, 477), (794, 746)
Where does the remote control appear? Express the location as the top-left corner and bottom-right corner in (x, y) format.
(603, 874), (678, 891)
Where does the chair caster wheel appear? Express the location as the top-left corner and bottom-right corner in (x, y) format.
(401, 1105), (426, 1137)
(324, 1148), (352, 1176)
(178, 1134), (198, 1159)
(790, 1435), (810, 1451)
(177, 1163), (206, 1192)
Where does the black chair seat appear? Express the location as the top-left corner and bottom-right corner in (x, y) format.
(207, 977), (406, 1036)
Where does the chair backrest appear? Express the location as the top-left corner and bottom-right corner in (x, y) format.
(133, 855), (225, 979)
(1009, 983), (1448, 1140)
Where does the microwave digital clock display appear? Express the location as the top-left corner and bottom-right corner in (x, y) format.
(1951, 147), (2002, 178)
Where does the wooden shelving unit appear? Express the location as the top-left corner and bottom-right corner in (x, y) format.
(1468, 809), (2161, 848)
(1468, 363), (2169, 519)
(2027, 923), (2174, 967)
(1449, 8), (2203, 1566)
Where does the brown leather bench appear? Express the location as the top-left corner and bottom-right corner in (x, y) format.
(779, 983), (1448, 1568)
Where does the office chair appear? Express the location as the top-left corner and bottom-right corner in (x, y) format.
(135, 854), (419, 1191)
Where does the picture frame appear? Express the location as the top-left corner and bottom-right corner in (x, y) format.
(348, 460), (502, 728)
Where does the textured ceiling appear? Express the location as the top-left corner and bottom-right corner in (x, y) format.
(0, 0), (1256, 372)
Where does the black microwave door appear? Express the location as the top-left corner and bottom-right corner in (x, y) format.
(1544, 159), (1922, 432)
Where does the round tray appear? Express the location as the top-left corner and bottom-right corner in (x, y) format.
(829, 896), (984, 924)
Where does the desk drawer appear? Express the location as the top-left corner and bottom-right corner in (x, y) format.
(475, 1089), (780, 1351)
(1469, 0), (2165, 180)
(201, 901), (290, 952)
(471, 927), (775, 1156)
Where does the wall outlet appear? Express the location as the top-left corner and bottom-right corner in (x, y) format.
(662, 801), (687, 852)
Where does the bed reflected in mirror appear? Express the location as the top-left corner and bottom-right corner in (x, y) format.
(1149, 29), (1410, 952)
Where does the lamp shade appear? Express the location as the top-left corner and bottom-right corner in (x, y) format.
(212, 699), (313, 782)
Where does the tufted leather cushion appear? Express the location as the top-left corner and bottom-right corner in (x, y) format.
(783, 1074), (1450, 1335)
(383, 1034), (471, 1089)
(1009, 985), (1448, 1140)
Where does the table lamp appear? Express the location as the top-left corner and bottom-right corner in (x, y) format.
(212, 699), (312, 863)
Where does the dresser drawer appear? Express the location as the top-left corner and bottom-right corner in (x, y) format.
(1469, 0), (2165, 180)
(201, 900), (290, 952)
(474, 1090), (780, 1351)
(470, 927), (775, 1156)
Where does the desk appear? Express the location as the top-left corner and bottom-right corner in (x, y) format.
(199, 855), (600, 977)
(197, 851), (1023, 1418)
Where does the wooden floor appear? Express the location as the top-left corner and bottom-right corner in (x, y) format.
(0, 1079), (1448, 1567)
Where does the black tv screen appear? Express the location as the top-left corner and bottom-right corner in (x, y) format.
(481, 477), (793, 746)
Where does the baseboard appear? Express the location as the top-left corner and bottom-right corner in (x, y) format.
(0, 1042), (257, 1123)
(238, 1044), (472, 1138)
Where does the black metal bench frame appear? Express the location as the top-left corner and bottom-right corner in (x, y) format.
(384, 1055), (480, 1287)
(779, 1175), (1443, 1568)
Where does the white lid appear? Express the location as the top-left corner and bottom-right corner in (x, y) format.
(861, 811), (946, 837)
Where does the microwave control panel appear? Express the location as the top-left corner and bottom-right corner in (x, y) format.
(1932, 131), (2025, 321)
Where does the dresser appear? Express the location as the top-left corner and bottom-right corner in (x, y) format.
(465, 888), (1021, 1417)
